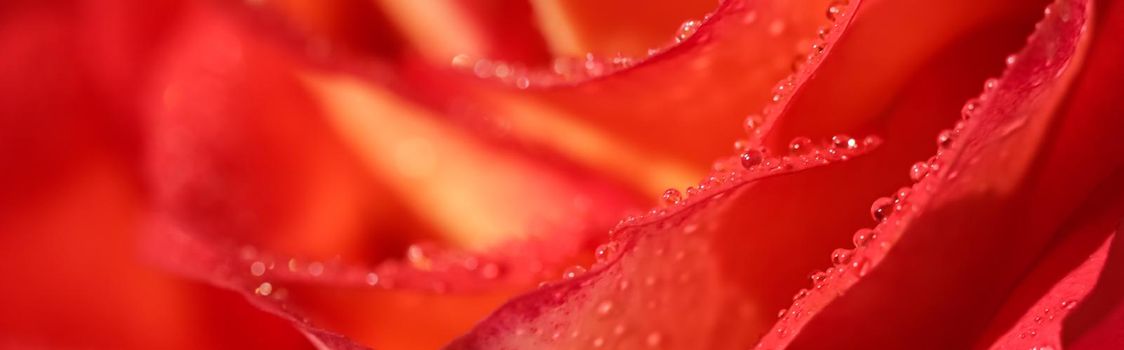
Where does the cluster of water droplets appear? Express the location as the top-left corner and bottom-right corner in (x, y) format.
(1013, 299), (1079, 342)
(761, 18), (1036, 347)
(449, 14), (718, 88)
(238, 241), (513, 298)
(735, 0), (851, 148)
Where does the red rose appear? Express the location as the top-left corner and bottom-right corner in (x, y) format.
(2, 0), (1122, 349)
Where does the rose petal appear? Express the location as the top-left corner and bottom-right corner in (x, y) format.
(423, 0), (842, 195)
(526, 0), (717, 57)
(0, 4), (314, 347)
(1066, 223), (1124, 349)
(144, 3), (650, 348)
(448, 140), (884, 349)
(449, 0), (1065, 347)
(756, 0), (1124, 348)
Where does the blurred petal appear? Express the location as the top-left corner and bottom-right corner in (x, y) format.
(527, 0), (715, 57)
(0, 3), (312, 348)
(433, 0), (841, 194)
(144, 3), (647, 348)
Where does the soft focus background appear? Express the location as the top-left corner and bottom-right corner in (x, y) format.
(0, 0), (726, 348)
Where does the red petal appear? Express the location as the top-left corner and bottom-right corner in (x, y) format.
(758, 0), (1124, 348)
(0, 4), (311, 347)
(449, 141), (883, 349)
(1066, 223), (1124, 348)
(525, 0), (717, 57)
(449, 0), (1064, 347)
(418, 0), (843, 191)
(143, 3), (644, 348)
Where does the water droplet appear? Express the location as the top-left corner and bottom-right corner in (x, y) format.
(936, 129), (954, 149)
(961, 99), (980, 119)
(645, 332), (663, 347)
(831, 248), (853, 265)
(830, 134), (858, 150)
(984, 78), (1000, 91)
(811, 41), (827, 54)
(909, 161), (930, 181)
(826, 1), (847, 21)
(793, 288), (810, 301)
(596, 300), (614, 316)
(676, 20), (701, 42)
(365, 272), (380, 285)
(250, 261), (266, 276)
(592, 337), (605, 348)
(870, 197), (894, 223)
(809, 271), (827, 286)
(853, 228), (876, 247)
(744, 114), (764, 134)
(789, 137), (813, 155)
(817, 26), (832, 40)
(596, 242), (619, 262)
(1061, 299), (1078, 309)
(741, 149), (765, 168)
(1005, 54), (1019, 66)
(562, 266), (587, 279)
(255, 282), (273, 296)
(893, 187), (912, 204)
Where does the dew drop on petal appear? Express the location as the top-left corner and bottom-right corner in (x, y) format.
(909, 161), (930, 181)
(826, 0), (847, 21)
(870, 197), (894, 223)
(1061, 299), (1078, 309)
(793, 288), (810, 301)
(365, 272), (380, 285)
(937, 129), (954, 149)
(562, 265), (587, 279)
(740, 149), (765, 168)
(809, 271), (827, 286)
(817, 26), (832, 40)
(661, 188), (682, 206)
(831, 248), (853, 265)
(744, 114), (764, 134)
(596, 300), (614, 316)
(893, 187), (913, 204)
(596, 242), (619, 262)
(984, 78), (1000, 91)
(853, 228), (876, 247)
(676, 20), (701, 42)
(830, 134), (858, 150)
(961, 99), (980, 119)
(789, 137), (813, 155)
